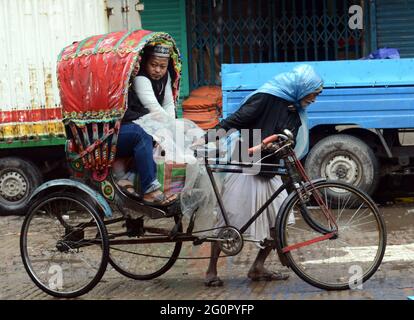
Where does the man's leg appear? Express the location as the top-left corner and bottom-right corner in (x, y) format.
(247, 245), (289, 281)
(247, 246), (272, 276)
(205, 242), (223, 287)
(116, 124), (141, 194)
(131, 126), (157, 194)
(117, 123), (135, 158)
(117, 123), (157, 192)
(117, 123), (177, 204)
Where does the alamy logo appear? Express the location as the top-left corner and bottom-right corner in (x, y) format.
(348, 265), (363, 290)
(48, 265), (63, 290)
(349, 5), (363, 30)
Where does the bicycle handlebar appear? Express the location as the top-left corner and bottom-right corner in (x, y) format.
(247, 133), (290, 155)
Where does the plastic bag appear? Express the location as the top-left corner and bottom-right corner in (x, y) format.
(155, 158), (187, 197)
(134, 113), (218, 235)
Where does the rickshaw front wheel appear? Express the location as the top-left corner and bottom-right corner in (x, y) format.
(20, 191), (110, 298)
(275, 181), (386, 290)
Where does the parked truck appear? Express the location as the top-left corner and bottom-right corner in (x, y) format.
(0, 0), (142, 215)
(222, 59), (414, 199)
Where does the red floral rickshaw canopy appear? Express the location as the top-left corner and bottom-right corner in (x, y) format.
(57, 29), (182, 124)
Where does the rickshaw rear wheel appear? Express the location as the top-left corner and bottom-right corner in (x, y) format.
(20, 191), (109, 298)
(108, 214), (182, 280)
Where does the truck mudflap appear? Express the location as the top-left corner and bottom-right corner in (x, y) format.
(29, 179), (112, 218)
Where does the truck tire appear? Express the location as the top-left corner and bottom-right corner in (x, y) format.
(305, 134), (379, 196)
(0, 157), (43, 216)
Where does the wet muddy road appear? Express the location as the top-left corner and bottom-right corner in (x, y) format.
(0, 203), (413, 300)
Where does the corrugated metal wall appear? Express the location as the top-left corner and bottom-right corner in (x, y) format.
(140, 0), (189, 106)
(0, 0), (108, 139)
(375, 0), (414, 57)
(106, 0), (143, 31)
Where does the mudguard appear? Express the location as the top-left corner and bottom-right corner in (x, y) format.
(29, 179), (112, 217)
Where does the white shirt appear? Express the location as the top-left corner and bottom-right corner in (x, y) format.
(133, 73), (176, 119)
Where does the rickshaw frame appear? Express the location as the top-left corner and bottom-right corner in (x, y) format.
(19, 29), (386, 299)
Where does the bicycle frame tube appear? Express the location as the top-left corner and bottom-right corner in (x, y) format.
(284, 157), (336, 235)
(205, 164), (230, 226)
(281, 232), (337, 253)
(239, 182), (289, 234)
(203, 147), (338, 241)
(204, 160), (291, 234)
(288, 151), (338, 231)
(237, 158), (330, 235)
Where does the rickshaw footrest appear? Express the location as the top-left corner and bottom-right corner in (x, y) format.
(168, 217), (182, 240)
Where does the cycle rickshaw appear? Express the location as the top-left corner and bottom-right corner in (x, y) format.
(20, 29), (386, 298)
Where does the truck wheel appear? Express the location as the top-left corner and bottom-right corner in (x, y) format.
(305, 134), (379, 196)
(0, 157), (42, 216)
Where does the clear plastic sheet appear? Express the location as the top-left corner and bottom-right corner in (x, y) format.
(134, 113), (223, 235)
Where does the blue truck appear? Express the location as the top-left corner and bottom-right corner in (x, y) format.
(222, 59), (414, 198)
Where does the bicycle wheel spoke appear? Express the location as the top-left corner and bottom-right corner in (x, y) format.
(336, 193), (353, 224)
(280, 181), (386, 290)
(287, 224), (320, 234)
(107, 215), (182, 280)
(344, 219), (378, 229)
(21, 194), (109, 298)
(335, 239), (365, 263)
(342, 211), (374, 228)
(343, 202), (365, 227)
(343, 207), (370, 228)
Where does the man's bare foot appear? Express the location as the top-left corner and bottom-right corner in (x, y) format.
(247, 268), (289, 282)
(204, 273), (223, 287)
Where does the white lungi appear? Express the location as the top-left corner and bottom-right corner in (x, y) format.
(215, 173), (290, 246)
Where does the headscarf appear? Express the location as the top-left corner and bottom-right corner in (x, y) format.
(240, 64), (323, 159)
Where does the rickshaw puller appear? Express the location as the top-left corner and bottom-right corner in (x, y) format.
(203, 65), (323, 287)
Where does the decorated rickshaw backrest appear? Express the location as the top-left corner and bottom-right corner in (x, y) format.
(56, 29), (182, 181)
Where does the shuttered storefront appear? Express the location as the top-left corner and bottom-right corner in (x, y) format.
(140, 0), (189, 114)
(374, 0), (414, 58)
(187, 0), (368, 89)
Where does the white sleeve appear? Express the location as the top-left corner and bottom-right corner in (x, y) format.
(162, 74), (176, 119)
(133, 76), (169, 117)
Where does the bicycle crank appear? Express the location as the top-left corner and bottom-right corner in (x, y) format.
(217, 227), (243, 256)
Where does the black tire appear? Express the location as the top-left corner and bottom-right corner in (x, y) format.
(108, 215), (182, 280)
(0, 157), (42, 216)
(276, 180), (386, 290)
(20, 192), (109, 298)
(305, 134), (379, 197)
